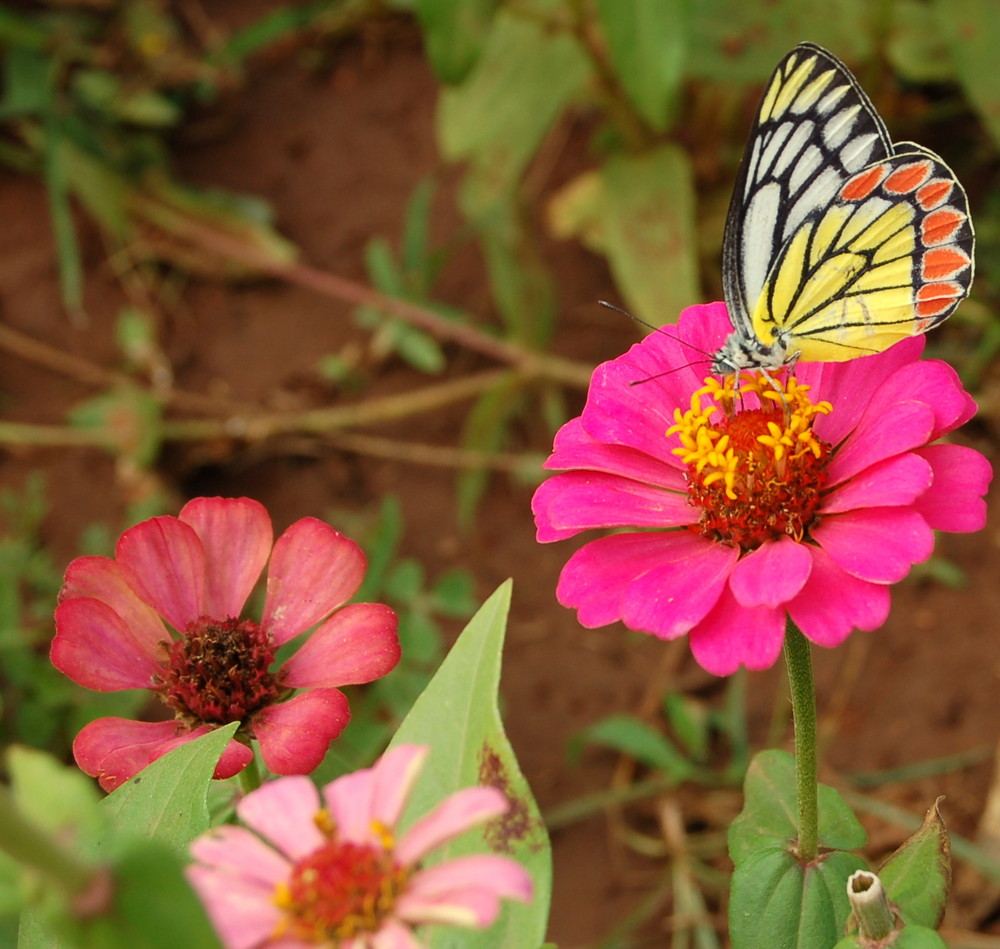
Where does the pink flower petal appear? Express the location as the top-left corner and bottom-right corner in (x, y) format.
(619, 535), (740, 639)
(913, 444), (992, 532)
(556, 532), (737, 633)
(72, 718), (188, 792)
(543, 416), (688, 488)
(261, 518), (366, 645)
(826, 400), (935, 486)
(397, 855), (532, 927)
(368, 920), (423, 949)
(281, 603), (400, 688)
(179, 497), (272, 620)
(235, 775), (324, 860)
(396, 787), (508, 865)
(579, 313), (715, 462)
(688, 586), (786, 674)
(58, 556), (166, 655)
(115, 515), (207, 632)
(51, 598), (162, 690)
(252, 688), (350, 775)
(812, 508), (934, 582)
(189, 824), (290, 889)
(875, 358), (976, 438)
(821, 452), (933, 515)
(807, 337), (924, 446)
(787, 546), (890, 648)
(367, 745), (427, 833)
(728, 538), (812, 608)
(74, 717), (252, 792)
(187, 827), (288, 949)
(323, 763), (378, 845)
(532, 471), (695, 543)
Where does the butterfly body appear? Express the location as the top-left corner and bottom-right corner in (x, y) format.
(714, 42), (974, 376)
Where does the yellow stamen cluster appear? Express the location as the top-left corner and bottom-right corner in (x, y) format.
(666, 372), (833, 550)
(667, 373), (831, 501)
(271, 813), (409, 943)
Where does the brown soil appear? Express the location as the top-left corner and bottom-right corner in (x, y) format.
(1, 16), (998, 948)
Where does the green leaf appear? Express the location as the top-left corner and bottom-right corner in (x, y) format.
(687, 1), (875, 82)
(86, 841), (223, 949)
(401, 177), (436, 280)
(438, 0), (588, 202)
(19, 841), (224, 949)
(415, 0), (499, 84)
(67, 387), (163, 467)
(663, 692), (710, 763)
(887, 0), (954, 83)
(595, 0), (689, 131)
(877, 798), (951, 928)
(393, 324), (447, 374)
(728, 750), (867, 866)
(429, 568), (476, 617)
(0, 46), (52, 118)
(42, 116), (85, 316)
(101, 723), (239, 852)
(475, 203), (556, 345)
(7, 746), (103, 841)
(835, 925), (949, 949)
(365, 237), (405, 295)
(458, 375), (525, 524)
(389, 581), (551, 949)
(730, 848), (866, 949)
(932, 0), (1000, 149)
(354, 496), (404, 601)
(600, 145), (700, 324)
(573, 715), (697, 780)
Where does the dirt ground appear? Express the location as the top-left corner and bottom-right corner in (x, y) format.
(1, 16), (999, 948)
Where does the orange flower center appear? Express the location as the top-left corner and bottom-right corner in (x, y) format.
(667, 372), (833, 550)
(273, 814), (409, 942)
(156, 617), (281, 725)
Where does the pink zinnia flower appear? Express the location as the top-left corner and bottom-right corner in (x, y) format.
(51, 497), (401, 791)
(187, 743), (532, 949)
(532, 302), (991, 676)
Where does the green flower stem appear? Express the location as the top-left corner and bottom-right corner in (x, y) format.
(237, 753), (263, 794)
(783, 621), (819, 862)
(0, 786), (98, 898)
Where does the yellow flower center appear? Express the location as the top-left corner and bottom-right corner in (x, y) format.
(666, 372), (833, 550)
(272, 812), (409, 943)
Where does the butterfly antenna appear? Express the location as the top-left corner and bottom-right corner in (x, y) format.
(598, 300), (713, 386)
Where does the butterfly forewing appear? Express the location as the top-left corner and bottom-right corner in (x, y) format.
(718, 42), (973, 372)
(722, 43), (891, 333)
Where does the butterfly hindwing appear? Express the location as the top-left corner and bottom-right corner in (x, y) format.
(717, 42), (973, 372)
(752, 145), (974, 361)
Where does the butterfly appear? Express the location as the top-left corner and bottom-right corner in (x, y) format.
(712, 42), (974, 376)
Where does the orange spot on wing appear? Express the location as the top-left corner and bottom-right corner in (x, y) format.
(840, 166), (887, 201)
(921, 208), (965, 246)
(916, 179), (953, 210)
(884, 161), (932, 194)
(915, 281), (963, 318)
(921, 246), (970, 280)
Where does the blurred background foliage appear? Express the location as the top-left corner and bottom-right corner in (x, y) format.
(1, 0), (998, 763)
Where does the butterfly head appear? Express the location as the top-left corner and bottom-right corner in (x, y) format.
(711, 327), (793, 377)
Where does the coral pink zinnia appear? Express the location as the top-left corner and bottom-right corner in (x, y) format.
(187, 743), (532, 949)
(532, 302), (992, 675)
(51, 497), (401, 791)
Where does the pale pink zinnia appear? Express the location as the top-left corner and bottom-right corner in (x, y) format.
(51, 496), (401, 791)
(532, 302), (991, 675)
(187, 743), (532, 949)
